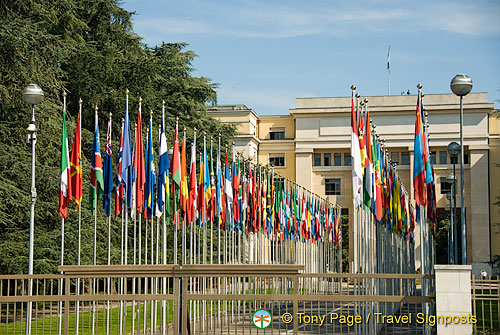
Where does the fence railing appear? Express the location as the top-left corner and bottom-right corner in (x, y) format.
(0, 265), (435, 334)
(471, 276), (500, 332)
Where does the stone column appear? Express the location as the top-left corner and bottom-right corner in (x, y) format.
(295, 149), (313, 190)
(435, 265), (473, 335)
(468, 149), (490, 269)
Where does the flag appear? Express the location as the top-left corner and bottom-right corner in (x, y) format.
(351, 95), (363, 208)
(144, 115), (156, 221)
(413, 94), (426, 207)
(363, 107), (374, 209)
(232, 147), (239, 228)
(197, 151), (205, 224)
(180, 131), (188, 213)
(115, 121), (124, 217)
(156, 112), (169, 218)
(374, 139), (383, 221)
(203, 136), (210, 212)
(171, 123), (181, 187)
(122, 93), (132, 204)
(69, 108), (82, 210)
(421, 99), (434, 185)
(89, 123), (104, 215)
(134, 103), (145, 213)
(103, 116), (113, 217)
(224, 152), (233, 229)
(187, 132), (197, 225)
(58, 104), (71, 219)
(130, 126), (138, 219)
(171, 121), (181, 227)
(216, 137), (222, 221)
(387, 46), (391, 71)
(209, 140), (216, 221)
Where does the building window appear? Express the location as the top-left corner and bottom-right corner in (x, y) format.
(464, 151), (470, 164)
(269, 127), (285, 140)
(344, 153), (351, 166)
(313, 153), (321, 166)
(401, 152), (409, 165)
(430, 151), (437, 165)
(333, 153), (341, 166)
(325, 178), (341, 195)
(391, 152), (399, 164)
(439, 151), (447, 164)
(323, 153), (331, 166)
(440, 177), (452, 195)
(269, 154), (285, 167)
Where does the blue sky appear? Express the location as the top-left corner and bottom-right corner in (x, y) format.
(122, 0), (500, 115)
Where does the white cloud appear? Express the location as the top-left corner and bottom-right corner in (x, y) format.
(132, 0), (500, 40)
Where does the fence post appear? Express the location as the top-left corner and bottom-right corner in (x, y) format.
(293, 275), (298, 335)
(435, 265), (472, 335)
(64, 276), (70, 335)
(182, 278), (188, 335)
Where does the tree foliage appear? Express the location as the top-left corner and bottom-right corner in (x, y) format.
(0, 0), (234, 274)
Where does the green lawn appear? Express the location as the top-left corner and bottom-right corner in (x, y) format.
(475, 299), (499, 332)
(0, 298), (242, 334)
(0, 301), (175, 334)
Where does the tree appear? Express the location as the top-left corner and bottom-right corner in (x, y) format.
(0, 0), (234, 274)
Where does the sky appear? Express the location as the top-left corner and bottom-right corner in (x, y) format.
(122, 0), (500, 115)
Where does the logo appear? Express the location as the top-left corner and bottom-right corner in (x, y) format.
(252, 309), (272, 329)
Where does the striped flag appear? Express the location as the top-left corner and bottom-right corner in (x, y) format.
(115, 121), (124, 217)
(89, 123), (104, 215)
(144, 115), (156, 221)
(413, 94), (426, 207)
(224, 152), (233, 229)
(156, 111), (169, 218)
(58, 104), (71, 219)
(187, 132), (197, 225)
(103, 116), (113, 217)
(180, 131), (188, 213)
(122, 93), (132, 204)
(171, 120), (181, 227)
(351, 94), (363, 208)
(134, 102), (145, 214)
(69, 107), (82, 210)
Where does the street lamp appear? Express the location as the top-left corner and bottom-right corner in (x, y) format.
(22, 83), (44, 335)
(447, 141), (460, 264)
(450, 74), (472, 265)
(445, 193), (452, 264)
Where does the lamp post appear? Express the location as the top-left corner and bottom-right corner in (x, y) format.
(22, 83), (44, 335)
(445, 193), (452, 264)
(447, 141), (460, 264)
(450, 74), (472, 265)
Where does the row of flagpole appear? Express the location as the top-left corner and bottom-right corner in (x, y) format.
(350, 83), (437, 334)
(54, 89), (343, 333)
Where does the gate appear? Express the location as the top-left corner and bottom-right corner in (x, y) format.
(0, 265), (435, 334)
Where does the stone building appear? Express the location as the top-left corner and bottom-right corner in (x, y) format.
(208, 92), (499, 276)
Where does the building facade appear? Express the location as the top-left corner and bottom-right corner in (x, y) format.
(208, 93), (499, 275)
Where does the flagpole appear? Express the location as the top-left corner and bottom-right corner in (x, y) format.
(122, 89), (130, 335)
(148, 110), (155, 333)
(183, 128), (187, 266)
(160, 100), (167, 335)
(75, 98), (83, 335)
(106, 111), (112, 335)
(174, 117), (179, 265)
(92, 104), (98, 335)
(57, 91), (67, 335)
(387, 46), (391, 96)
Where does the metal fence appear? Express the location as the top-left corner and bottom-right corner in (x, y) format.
(471, 276), (500, 332)
(0, 265), (435, 334)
